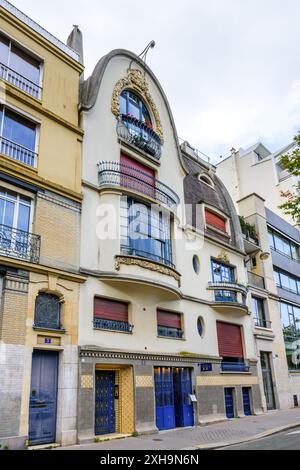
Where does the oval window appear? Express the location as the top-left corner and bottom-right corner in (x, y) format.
(193, 255), (200, 274)
(197, 317), (204, 337)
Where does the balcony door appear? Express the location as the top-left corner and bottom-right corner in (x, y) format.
(212, 260), (236, 302)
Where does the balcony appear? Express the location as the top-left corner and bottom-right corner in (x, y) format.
(221, 362), (250, 373)
(121, 244), (175, 269)
(158, 326), (184, 339)
(247, 271), (266, 290)
(254, 317), (272, 329)
(116, 114), (162, 161)
(208, 281), (249, 314)
(98, 161), (179, 208)
(0, 62), (42, 99)
(0, 137), (37, 167)
(93, 318), (134, 333)
(0, 224), (41, 264)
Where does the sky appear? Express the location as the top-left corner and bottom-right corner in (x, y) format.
(8, 0), (300, 162)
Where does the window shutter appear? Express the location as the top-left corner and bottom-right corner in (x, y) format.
(94, 298), (128, 322)
(157, 310), (181, 329)
(217, 321), (244, 358)
(120, 153), (155, 197)
(205, 209), (227, 233)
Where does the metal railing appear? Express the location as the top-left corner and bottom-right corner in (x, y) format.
(0, 224), (41, 263)
(158, 326), (184, 339)
(0, 62), (42, 99)
(0, 136), (37, 167)
(121, 244), (175, 269)
(221, 362), (250, 373)
(93, 318), (134, 333)
(241, 229), (259, 246)
(254, 317), (272, 329)
(117, 114), (162, 161)
(98, 162), (179, 208)
(247, 271), (265, 290)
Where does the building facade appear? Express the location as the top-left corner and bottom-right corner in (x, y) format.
(217, 143), (300, 411)
(77, 48), (264, 442)
(0, 1), (84, 449)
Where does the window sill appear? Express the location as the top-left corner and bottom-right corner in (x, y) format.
(0, 152), (38, 172)
(206, 224), (230, 238)
(2, 78), (42, 104)
(93, 327), (133, 335)
(157, 335), (186, 341)
(33, 326), (66, 334)
(220, 371), (252, 375)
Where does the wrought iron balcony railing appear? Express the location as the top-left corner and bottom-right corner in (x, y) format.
(247, 271), (265, 290)
(158, 326), (184, 339)
(208, 282), (248, 312)
(121, 244), (175, 269)
(254, 317), (272, 329)
(0, 224), (41, 263)
(0, 136), (37, 167)
(221, 362), (250, 373)
(116, 114), (162, 161)
(98, 162), (180, 208)
(0, 62), (42, 99)
(93, 318), (134, 333)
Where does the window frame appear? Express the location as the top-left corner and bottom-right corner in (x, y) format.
(120, 90), (153, 128)
(275, 268), (300, 295)
(268, 228), (299, 262)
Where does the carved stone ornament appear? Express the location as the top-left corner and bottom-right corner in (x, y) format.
(115, 256), (180, 286)
(111, 68), (164, 143)
(217, 250), (230, 264)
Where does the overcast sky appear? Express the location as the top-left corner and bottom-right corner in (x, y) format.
(9, 0), (300, 162)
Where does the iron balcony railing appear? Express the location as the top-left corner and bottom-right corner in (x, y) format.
(247, 271), (266, 290)
(158, 326), (184, 339)
(0, 224), (41, 263)
(221, 362), (250, 373)
(254, 317), (272, 329)
(116, 114), (162, 161)
(0, 62), (42, 99)
(121, 244), (175, 269)
(93, 318), (134, 333)
(0, 136), (37, 167)
(98, 161), (180, 208)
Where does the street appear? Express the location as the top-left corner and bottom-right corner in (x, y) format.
(221, 427), (300, 450)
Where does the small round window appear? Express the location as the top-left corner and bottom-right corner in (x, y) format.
(197, 317), (204, 337)
(193, 255), (200, 274)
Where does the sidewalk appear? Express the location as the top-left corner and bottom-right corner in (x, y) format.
(57, 408), (300, 450)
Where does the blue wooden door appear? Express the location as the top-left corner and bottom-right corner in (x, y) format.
(174, 369), (194, 428)
(154, 367), (175, 431)
(29, 350), (58, 445)
(95, 371), (116, 435)
(242, 388), (252, 416)
(224, 388), (235, 419)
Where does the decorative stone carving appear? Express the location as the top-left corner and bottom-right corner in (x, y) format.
(115, 255), (181, 286)
(217, 250), (230, 264)
(111, 68), (164, 142)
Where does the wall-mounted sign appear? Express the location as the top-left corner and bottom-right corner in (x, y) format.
(115, 385), (120, 400)
(200, 363), (213, 372)
(189, 394), (198, 403)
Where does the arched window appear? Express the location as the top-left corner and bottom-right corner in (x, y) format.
(120, 90), (153, 128)
(198, 173), (214, 188)
(34, 293), (62, 330)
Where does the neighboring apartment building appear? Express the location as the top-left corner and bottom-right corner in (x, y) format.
(0, 1), (84, 449)
(217, 142), (300, 412)
(77, 45), (264, 442)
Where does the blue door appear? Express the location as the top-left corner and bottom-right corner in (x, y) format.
(154, 367), (175, 431)
(224, 388), (235, 419)
(174, 369), (194, 428)
(95, 371), (116, 435)
(242, 388), (252, 416)
(29, 350), (58, 445)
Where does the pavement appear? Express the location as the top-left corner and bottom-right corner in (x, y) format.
(56, 408), (300, 451)
(221, 426), (300, 450)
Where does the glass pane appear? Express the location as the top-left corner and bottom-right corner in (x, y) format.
(3, 110), (36, 150)
(0, 34), (9, 66)
(10, 45), (40, 84)
(128, 93), (140, 120)
(3, 200), (14, 227)
(17, 203), (30, 232)
(268, 232), (275, 249)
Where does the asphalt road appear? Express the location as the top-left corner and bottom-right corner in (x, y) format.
(221, 427), (300, 450)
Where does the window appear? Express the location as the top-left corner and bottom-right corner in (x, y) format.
(217, 321), (248, 372)
(120, 153), (156, 199)
(157, 309), (183, 339)
(268, 229), (299, 261)
(120, 90), (152, 128)
(93, 297), (132, 333)
(193, 255), (200, 274)
(280, 302), (300, 371)
(0, 33), (41, 98)
(34, 293), (62, 330)
(197, 317), (204, 337)
(252, 297), (268, 328)
(275, 269), (300, 295)
(0, 106), (37, 167)
(205, 209), (227, 233)
(121, 198), (173, 268)
(212, 260), (236, 302)
(198, 174), (214, 188)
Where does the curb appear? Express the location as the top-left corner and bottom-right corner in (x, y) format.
(193, 422), (300, 450)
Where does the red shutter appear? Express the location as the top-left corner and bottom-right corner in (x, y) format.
(120, 153), (155, 198)
(157, 310), (181, 329)
(217, 322), (244, 358)
(94, 298), (128, 322)
(205, 209), (227, 233)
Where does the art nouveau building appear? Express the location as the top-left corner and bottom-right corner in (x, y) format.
(77, 46), (264, 441)
(0, 1), (84, 449)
